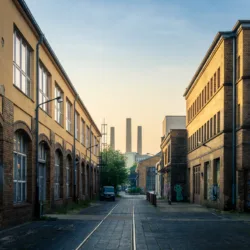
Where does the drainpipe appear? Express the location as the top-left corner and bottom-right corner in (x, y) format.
(232, 36), (237, 209)
(90, 125), (92, 200)
(35, 34), (44, 218)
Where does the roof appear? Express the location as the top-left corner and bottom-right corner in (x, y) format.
(17, 0), (101, 136)
(183, 20), (250, 97)
(137, 152), (161, 164)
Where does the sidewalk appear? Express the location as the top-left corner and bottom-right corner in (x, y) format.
(156, 198), (250, 222)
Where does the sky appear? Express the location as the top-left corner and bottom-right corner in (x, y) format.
(25, 0), (250, 155)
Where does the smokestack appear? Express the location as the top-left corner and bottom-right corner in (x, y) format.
(110, 127), (115, 150)
(137, 126), (142, 155)
(126, 118), (132, 152)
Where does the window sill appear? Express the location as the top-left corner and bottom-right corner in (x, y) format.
(66, 130), (73, 136)
(13, 85), (34, 102)
(55, 120), (64, 129)
(39, 108), (52, 118)
(13, 202), (32, 208)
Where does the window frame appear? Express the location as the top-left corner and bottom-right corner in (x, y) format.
(39, 63), (50, 113)
(55, 84), (63, 125)
(66, 99), (72, 133)
(13, 29), (32, 97)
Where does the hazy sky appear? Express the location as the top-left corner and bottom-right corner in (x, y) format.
(26, 0), (250, 154)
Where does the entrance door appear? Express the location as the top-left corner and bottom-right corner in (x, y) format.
(193, 166), (201, 204)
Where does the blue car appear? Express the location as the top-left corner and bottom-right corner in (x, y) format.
(100, 186), (116, 201)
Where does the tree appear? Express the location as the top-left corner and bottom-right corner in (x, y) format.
(100, 147), (128, 189)
(129, 163), (137, 187)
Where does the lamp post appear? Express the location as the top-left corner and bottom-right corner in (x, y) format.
(35, 96), (63, 218)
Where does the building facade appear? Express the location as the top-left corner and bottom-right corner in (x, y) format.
(162, 116), (186, 138)
(0, 0), (101, 227)
(184, 20), (250, 211)
(136, 153), (161, 193)
(160, 130), (187, 201)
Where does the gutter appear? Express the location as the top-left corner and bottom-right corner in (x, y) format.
(17, 0), (101, 136)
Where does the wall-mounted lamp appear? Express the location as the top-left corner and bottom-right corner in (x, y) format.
(1, 37), (4, 47)
(198, 141), (211, 149)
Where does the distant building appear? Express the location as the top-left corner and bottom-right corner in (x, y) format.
(162, 116), (186, 138)
(160, 129), (187, 201)
(136, 153), (161, 193)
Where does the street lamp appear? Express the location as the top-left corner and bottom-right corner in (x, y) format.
(35, 96), (63, 218)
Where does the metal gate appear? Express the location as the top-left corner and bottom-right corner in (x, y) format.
(193, 166), (201, 204)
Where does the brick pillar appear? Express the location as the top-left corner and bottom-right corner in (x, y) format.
(50, 132), (55, 207)
(2, 97), (14, 210)
(62, 141), (67, 203)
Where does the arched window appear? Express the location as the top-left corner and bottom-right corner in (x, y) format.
(13, 131), (27, 203)
(54, 151), (61, 199)
(66, 156), (72, 198)
(38, 143), (47, 201)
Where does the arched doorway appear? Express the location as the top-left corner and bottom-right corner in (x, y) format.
(54, 150), (63, 200)
(38, 142), (50, 202)
(66, 155), (73, 199)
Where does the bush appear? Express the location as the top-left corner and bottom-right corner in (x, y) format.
(128, 187), (141, 194)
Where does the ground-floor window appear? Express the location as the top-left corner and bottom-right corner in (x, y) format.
(54, 151), (61, 200)
(213, 158), (220, 200)
(13, 131), (27, 203)
(204, 161), (211, 200)
(66, 156), (72, 198)
(39, 143), (47, 201)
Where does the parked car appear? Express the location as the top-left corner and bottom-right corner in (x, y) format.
(100, 186), (116, 201)
(125, 187), (131, 193)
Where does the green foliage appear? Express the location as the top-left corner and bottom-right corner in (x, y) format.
(100, 147), (129, 189)
(53, 200), (90, 214)
(128, 187), (142, 194)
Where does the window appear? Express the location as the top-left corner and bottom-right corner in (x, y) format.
(210, 78), (213, 97)
(201, 126), (204, 143)
(81, 119), (85, 145)
(207, 121), (209, 139)
(210, 118), (213, 138)
(204, 123), (207, 141)
(213, 158), (220, 200)
(39, 64), (50, 113)
(66, 157), (72, 198)
(75, 112), (79, 140)
(205, 86), (207, 103)
(38, 143), (47, 201)
(66, 100), (72, 132)
(86, 126), (90, 147)
(55, 85), (63, 125)
(54, 151), (62, 200)
(13, 131), (27, 203)
(207, 82), (209, 100)
(213, 115), (216, 136)
(237, 104), (240, 128)
(237, 56), (240, 80)
(13, 30), (31, 96)
(214, 73), (216, 93)
(217, 68), (220, 88)
(217, 112), (221, 133)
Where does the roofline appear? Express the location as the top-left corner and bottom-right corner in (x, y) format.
(17, 0), (101, 136)
(183, 20), (250, 97)
(137, 152), (161, 163)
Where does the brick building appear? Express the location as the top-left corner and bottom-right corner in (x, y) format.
(160, 130), (187, 202)
(0, 0), (101, 227)
(184, 20), (250, 211)
(136, 153), (161, 193)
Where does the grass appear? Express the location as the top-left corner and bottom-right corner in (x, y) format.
(52, 200), (91, 215)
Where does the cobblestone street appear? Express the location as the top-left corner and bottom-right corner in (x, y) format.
(1, 195), (250, 249)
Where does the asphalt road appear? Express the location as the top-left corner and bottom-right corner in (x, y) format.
(1, 194), (250, 250)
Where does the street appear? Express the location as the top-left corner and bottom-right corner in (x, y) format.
(1, 194), (250, 250)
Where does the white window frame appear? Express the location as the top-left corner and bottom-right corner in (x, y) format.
(39, 64), (49, 112)
(66, 100), (72, 132)
(13, 132), (27, 204)
(55, 85), (63, 125)
(13, 30), (31, 96)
